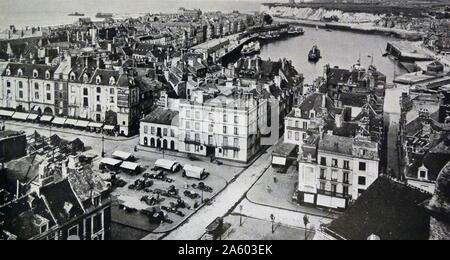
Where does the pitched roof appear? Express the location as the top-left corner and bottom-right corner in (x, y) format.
(40, 179), (84, 224)
(141, 107), (179, 126)
(326, 176), (431, 240)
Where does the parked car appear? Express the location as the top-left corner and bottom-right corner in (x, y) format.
(192, 182), (213, 193)
(184, 190), (200, 199)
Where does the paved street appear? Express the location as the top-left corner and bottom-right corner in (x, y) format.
(235, 199), (333, 232)
(159, 149), (273, 240)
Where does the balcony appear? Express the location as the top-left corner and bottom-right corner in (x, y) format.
(184, 138), (202, 146)
(222, 145), (240, 151)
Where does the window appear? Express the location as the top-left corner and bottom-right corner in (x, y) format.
(234, 138), (239, 147)
(18, 81), (23, 88)
(46, 84), (51, 91)
(185, 143), (190, 152)
(186, 121), (190, 129)
(110, 88), (114, 95)
(97, 96), (100, 101)
(33, 70), (38, 78)
(186, 110), (191, 118)
(343, 160), (350, 170)
(332, 159), (338, 167)
(185, 132), (191, 141)
(320, 182), (326, 190)
(234, 127), (238, 135)
(358, 176), (366, 186)
(83, 88), (88, 95)
(97, 87), (101, 93)
(195, 134), (200, 142)
(93, 214), (102, 234)
(234, 116), (238, 124)
(47, 93), (51, 101)
(320, 169), (326, 180)
(45, 70), (51, 79)
(163, 128), (168, 136)
(195, 111), (200, 119)
(320, 157), (326, 166)
(144, 125), (148, 134)
(195, 122), (200, 131)
(303, 122), (308, 129)
(233, 150), (239, 158)
(223, 126), (227, 134)
(331, 184), (337, 195)
(302, 133), (307, 141)
(110, 96), (114, 103)
(208, 135), (213, 145)
(96, 105), (101, 112)
(35, 92), (39, 99)
(359, 162), (366, 171)
(83, 97), (89, 107)
(209, 124), (214, 132)
(343, 186), (349, 196)
(171, 129), (175, 137)
(295, 121), (299, 128)
(223, 114), (227, 123)
(223, 137), (228, 146)
(151, 127), (155, 135)
(19, 91), (23, 99)
(223, 149), (229, 157)
(41, 224), (48, 233)
(419, 170), (427, 179)
(288, 131), (292, 140)
(17, 69), (23, 76)
(6, 81), (10, 87)
(68, 225), (79, 237)
(209, 113), (214, 121)
(343, 172), (349, 183)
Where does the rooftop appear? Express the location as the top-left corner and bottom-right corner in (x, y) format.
(141, 107), (179, 126)
(326, 176), (431, 240)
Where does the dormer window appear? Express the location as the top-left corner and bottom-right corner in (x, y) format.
(33, 69), (39, 78)
(83, 74), (90, 83)
(17, 69), (23, 77)
(96, 75), (102, 85)
(45, 70), (51, 80)
(109, 76), (115, 85)
(5, 69), (11, 76)
(418, 165), (428, 180)
(69, 72), (76, 81)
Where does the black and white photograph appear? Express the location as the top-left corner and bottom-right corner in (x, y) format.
(0, 0), (449, 245)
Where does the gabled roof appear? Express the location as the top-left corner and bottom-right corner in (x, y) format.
(2, 63), (56, 80)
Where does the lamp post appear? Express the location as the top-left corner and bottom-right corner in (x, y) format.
(270, 214), (275, 233)
(101, 131), (105, 158)
(303, 215), (310, 240)
(239, 205), (243, 226)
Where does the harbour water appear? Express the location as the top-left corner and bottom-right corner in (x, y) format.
(259, 26), (406, 84)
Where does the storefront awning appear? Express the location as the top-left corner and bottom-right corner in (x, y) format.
(103, 125), (115, 131)
(76, 120), (90, 128)
(120, 161), (140, 171)
(40, 115), (54, 122)
(88, 122), (104, 128)
(65, 118), (78, 126)
(52, 117), (67, 125)
(100, 157), (122, 166)
(12, 112), (29, 120)
(0, 110), (15, 117)
(272, 156), (287, 166)
(27, 114), (39, 120)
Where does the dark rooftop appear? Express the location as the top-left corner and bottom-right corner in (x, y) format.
(327, 176), (431, 240)
(141, 107), (179, 126)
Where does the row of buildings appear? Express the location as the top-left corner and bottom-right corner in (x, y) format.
(283, 62), (387, 210)
(140, 56), (304, 162)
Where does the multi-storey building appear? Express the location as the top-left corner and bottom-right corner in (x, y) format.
(0, 58), (141, 136)
(284, 93), (331, 146)
(140, 107), (179, 151)
(1, 63), (56, 115)
(177, 90), (267, 162)
(298, 133), (380, 210)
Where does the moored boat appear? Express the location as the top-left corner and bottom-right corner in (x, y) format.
(308, 45), (321, 62)
(241, 41), (261, 56)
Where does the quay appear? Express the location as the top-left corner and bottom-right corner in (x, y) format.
(386, 41), (433, 62)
